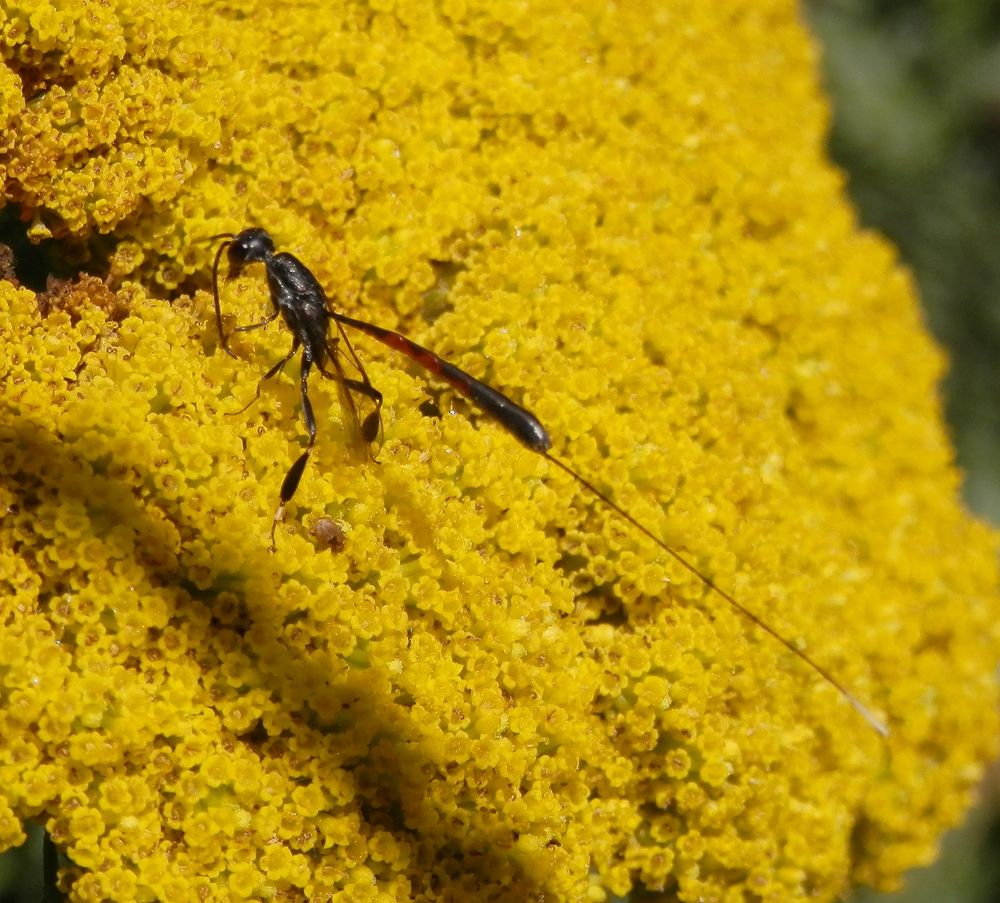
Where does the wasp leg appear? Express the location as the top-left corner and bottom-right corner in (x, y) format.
(270, 352), (316, 551)
(229, 339), (300, 416)
(230, 310), (280, 335)
(341, 377), (383, 444)
(315, 358), (385, 448)
(216, 308), (279, 358)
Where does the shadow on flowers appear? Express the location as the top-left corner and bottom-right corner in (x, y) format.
(0, 416), (552, 900)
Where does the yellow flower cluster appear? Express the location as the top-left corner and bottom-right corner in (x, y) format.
(2, 0), (999, 900)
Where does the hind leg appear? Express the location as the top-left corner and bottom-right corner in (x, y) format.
(270, 352), (316, 550)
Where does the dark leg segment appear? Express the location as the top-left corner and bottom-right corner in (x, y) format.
(230, 311), (280, 335)
(342, 377), (383, 443)
(316, 357), (385, 449)
(229, 339), (300, 416)
(270, 353), (317, 550)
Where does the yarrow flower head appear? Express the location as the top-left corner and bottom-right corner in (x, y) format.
(2, 1), (999, 901)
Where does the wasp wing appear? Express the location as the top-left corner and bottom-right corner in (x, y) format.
(320, 322), (384, 463)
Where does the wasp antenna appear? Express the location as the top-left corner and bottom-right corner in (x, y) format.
(198, 232), (237, 245)
(211, 237), (239, 359)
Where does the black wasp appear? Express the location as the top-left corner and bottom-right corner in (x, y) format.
(209, 226), (888, 737)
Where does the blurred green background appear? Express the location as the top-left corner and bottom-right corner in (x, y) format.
(2, 0), (999, 899)
(804, 1), (1000, 901)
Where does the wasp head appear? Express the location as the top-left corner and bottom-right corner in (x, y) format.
(226, 227), (275, 279)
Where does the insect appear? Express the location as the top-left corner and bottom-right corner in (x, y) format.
(312, 516), (347, 553)
(210, 227), (889, 737)
(210, 228), (384, 541)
